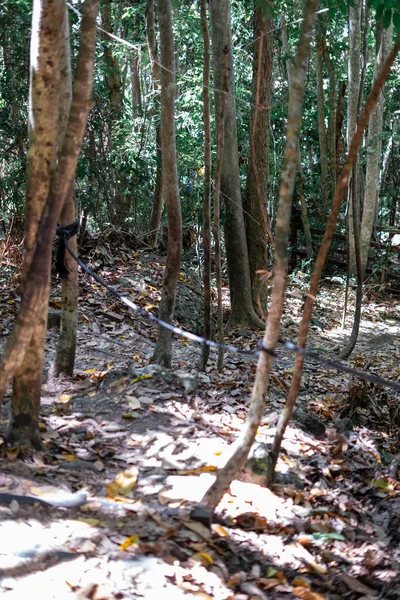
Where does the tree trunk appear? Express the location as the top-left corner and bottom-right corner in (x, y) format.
(209, 0), (264, 328)
(322, 33), (337, 188)
(199, 0), (212, 370)
(360, 22), (393, 276)
(346, 0), (361, 276)
(244, 3), (274, 313)
(152, 0), (182, 367)
(281, 12), (313, 259)
(316, 31), (329, 212)
(54, 6), (78, 377)
(203, 0), (319, 511)
(9, 0), (65, 450)
(0, 0), (99, 426)
(146, 0), (163, 247)
(131, 52), (142, 116)
(100, 0), (122, 120)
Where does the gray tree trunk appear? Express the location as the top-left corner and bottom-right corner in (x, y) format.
(316, 31), (329, 212)
(152, 0), (182, 367)
(209, 0), (263, 328)
(54, 5), (78, 377)
(360, 22), (393, 276)
(347, 0), (361, 276)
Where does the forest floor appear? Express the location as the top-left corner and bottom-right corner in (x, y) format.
(0, 234), (400, 600)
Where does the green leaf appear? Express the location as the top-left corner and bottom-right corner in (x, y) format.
(372, 0), (383, 8)
(312, 532), (346, 541)
(376, 3), (385, 20)
(372, 478), (394, 490)
(383, 7), (392, 28)
(338, 1), (348, 17)
(394, 10), (400, 30)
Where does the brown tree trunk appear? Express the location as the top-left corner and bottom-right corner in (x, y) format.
(203, 0), (319, 511)
(9, 0), (65, 450)
(146, 0), (163, 247)
(199, 0), (212, 370)
(0, 0), (99, 436)
(152, 0), (182, 367)
(244, 3), (274, 313)
(54, 5), (78, 377)
(209, 0), (264, 328)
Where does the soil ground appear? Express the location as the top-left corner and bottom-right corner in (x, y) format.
(0, 243), (399, 600)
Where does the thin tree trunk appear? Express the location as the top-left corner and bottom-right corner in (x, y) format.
(199, 0), (212, 370)
(244, 2), (274, 312)
(360, 22), (393, 275)
(209, 0), (264, 329)
(281, 12), (313, 259)
(346, 0), (362, 276)
(0, 0), (99, 420)
(152, 0), (182, 367)
(54, 5), (78, 377)
(316, 31), (329, 212)
(131, 52), (142, 116)
(146, 0), (163, 247)
(9, 0), (65, 449)
(267, 32), (400, 483)
(203, 0), (319, 511)
(322, 33), (337, 188)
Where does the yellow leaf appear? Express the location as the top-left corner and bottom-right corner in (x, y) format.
(62, 454), (79, 462)
(58, 394), (71, 404)
(211, 524), (229, 537)
(131, 374), (152, 384)
(107, 467), (139, 498)
(76, 518), (103, 527)
(122, 412), (139, 420)
(84, 368), (97, 374)
(120, 535), (139, 550)
(190, 552), (214, 567)
(179, 466), (217, 476)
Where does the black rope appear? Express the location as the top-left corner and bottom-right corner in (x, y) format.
(56, 225), (400, 393)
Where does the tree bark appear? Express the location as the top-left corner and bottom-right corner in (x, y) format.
(146, 0), (164, 247)
(346, 0), (361, 276)
(322, 33), (337, 189)
(203, 0), (319, 511)
(281, 12), (313, 259)
(360, 22), (393, 276)
(54, 5), (78, 377)
(316, 30), (329, 212)
(244, 3), (274, 313)
(199, 0), (212, 370)
(0, 0), (99, 431)
(131, 52), (142, 116)
(209, 0), (264, 328)
(9, 0), (65, 450)
(152, 0), (182, 367)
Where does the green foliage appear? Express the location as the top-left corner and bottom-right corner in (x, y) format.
(368, 0), (400, 29)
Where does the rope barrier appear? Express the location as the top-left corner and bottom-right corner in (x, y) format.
(56, 224), (400, 393)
